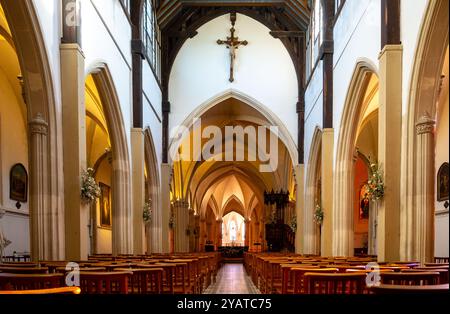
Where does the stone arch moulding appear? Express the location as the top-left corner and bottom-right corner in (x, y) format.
(1, 0), (64, 260)
(88, 64), (133, 255)
(168, 89), (299, 169)
(332, 61), (379, 257)
(304, 126), (322, 255)
(144, 127), (162, 253)
(401, 0), (449, 261)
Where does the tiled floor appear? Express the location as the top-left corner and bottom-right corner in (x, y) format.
(203, 263), (261, 294)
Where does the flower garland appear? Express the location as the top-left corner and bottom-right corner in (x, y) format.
(143, 199), (152, 224)
(80, 168), (101, 204)
(365, 163), (385, 201)
(289, 215), (297, 232)
(314, 204), (324, 225)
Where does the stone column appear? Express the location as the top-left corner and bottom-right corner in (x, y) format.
(199, 217), (206, 252)
(295, 164), (305, 254)
(60, 43), (88, 260)
(216, 219), (223, 250)
(173, 200), (189, 252)
(29, 115), (55, 261)
(415, 115), (436, 263)
(160, 163), (171, 253)
(131, 128), (145, 255)
(244, 219), (250, 247)
(377, 45), (402, 262)
(321, 129), (334, 256)
(368, 201), (379, 256)
(188, 208), (195, 252)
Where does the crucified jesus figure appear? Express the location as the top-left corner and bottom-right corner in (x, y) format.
(217, 14), (248, 83)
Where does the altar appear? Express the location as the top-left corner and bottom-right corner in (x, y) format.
(218, 246), (248, 259)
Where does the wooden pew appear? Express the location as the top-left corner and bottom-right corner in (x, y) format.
(0, 273), (64, 290)
(304, 272), (367, 294)
(371, 283), (449, 294)
(380, 272), (440, 286)
(78, 271), (132, 294)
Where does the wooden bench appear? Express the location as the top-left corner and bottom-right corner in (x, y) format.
(115, 268), (163, 294)
(0, 273), (64, 290)
(78, 271), (132, 294)
(371, 283), (449, 294)
(380, 272), (440, 285)
(304, 272), (367, 294)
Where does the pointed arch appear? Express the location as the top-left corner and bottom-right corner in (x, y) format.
(1, 0), (63, 260)
(402, 0), (449, 261)
(304, 126), (322, 254)
(144, 127), (162, 253)
(168, 89), (298, 170)
(333, 61), (378, 257)
(89, 64), (132, 255)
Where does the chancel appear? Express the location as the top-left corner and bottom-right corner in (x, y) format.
(0, 0), (448, 297)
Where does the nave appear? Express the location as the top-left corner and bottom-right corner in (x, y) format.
(203, 264), (260, 294)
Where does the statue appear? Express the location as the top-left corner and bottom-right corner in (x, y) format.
(0, 209), (12, 263)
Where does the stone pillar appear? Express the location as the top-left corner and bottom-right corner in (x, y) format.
(188, 208), (195, 252)
(244, 219), (250, 247)
(368, 201), (379, 256)
(60, 43), (88, 261)
(216, 219), (223, 250)
(29, 115), (56, 261)
(194, 214), (200, 252)
(415, 115), (436, 263)
(160, 163), (171, 253)
(321, 129), (334, 256)
(295, 164), (305, 254)
(173, 200), (189, 252)
(377, 45), (402, 262)
(199, 217), (206, 252)
(131, 128), (145, 254)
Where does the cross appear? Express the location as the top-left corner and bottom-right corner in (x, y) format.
(217, 13), (248, 83)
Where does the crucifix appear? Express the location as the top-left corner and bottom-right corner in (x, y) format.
(217, 13), (248, 83)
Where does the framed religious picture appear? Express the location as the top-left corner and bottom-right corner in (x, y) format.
(99, 183), (112, 228)
(437, 162), (449, 202)
(359, 184), (370, 220)
(10, 163), (28, 203)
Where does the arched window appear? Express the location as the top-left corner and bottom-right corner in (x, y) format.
(143, 0), (161, 78)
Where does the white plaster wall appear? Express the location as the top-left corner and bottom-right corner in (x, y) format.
(0, 70), (30, 256)
(169, 13), (298, 145)
(304, 60), (323, 183)
(400, 0), (428, 116)
(143, 61), (162, 170)
(81, 0), (132, 160)
(332, 0), (380, 162)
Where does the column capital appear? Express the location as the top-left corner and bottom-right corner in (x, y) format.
(29, 113), (48, 135)
(416, 115), (436, 135)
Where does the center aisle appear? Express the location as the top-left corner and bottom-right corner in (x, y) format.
(203, 263), (261, 294)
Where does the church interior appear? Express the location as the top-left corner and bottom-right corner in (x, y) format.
(0, 0), (448, 296)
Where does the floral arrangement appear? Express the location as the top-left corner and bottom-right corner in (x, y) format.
(143, 199), (152, 224)
(289, 215), (297, 232)
(314, 204), (324, 225)
(80, 168), (101, 204)
(365, 163), (385, 201)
